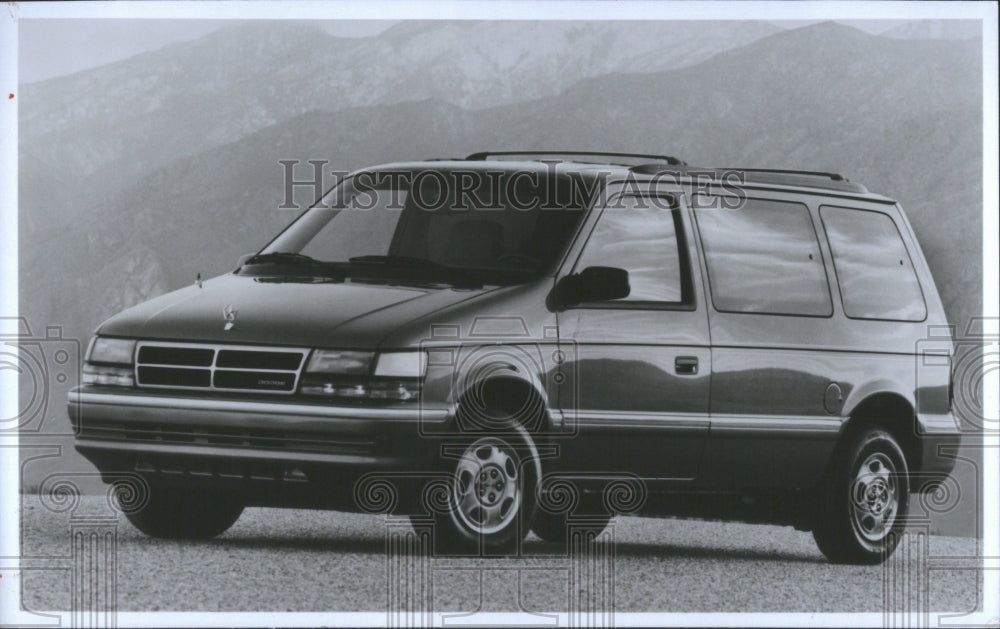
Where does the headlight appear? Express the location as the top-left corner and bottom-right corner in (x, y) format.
(88, 337), (136, 366)
(304, 350), (373, 374)
(300, 349), (425, 402)
(83, 337), (136, 386)
(82, 364), (135, 387)
(374, 352), (427, 378)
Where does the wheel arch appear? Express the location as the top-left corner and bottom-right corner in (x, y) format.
(836, 390), (922, 475)
(452, 369), (553, 435)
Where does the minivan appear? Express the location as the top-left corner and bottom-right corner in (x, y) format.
(69, 151), (960, 564)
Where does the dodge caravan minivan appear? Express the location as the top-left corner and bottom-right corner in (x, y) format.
(69, 151), (960, 564)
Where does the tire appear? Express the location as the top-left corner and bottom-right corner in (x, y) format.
(124, 485), (244, 540)
(425, 424), (540, 555)
(531, 509), (612, 545)
(812, 428), (909, 564)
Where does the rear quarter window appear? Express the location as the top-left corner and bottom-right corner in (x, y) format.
(820, 206), (927, 321)
(694, 197), (833, 316)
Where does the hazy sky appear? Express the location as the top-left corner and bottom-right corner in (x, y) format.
(18, 19), (398, 84)
(18, 18), (912, 85)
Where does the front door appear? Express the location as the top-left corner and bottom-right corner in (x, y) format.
(556, 193), (711, 481)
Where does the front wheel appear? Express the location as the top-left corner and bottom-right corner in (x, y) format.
(124, 485), (244, 540)
(813, 428), (909, 564)
(424, 425), (540, 555)
(531, 509), (612, 545)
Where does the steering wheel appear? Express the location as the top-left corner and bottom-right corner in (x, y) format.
(496, 252), (542, 269)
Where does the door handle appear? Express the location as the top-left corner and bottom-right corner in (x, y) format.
(675, 356), (699, 375)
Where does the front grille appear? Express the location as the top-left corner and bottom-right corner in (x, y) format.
(79, 419), (373, 456)
(135, 342), (309, 395)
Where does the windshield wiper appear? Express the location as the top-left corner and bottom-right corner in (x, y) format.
(347, 255), (482, 287)
(243, 251), (324, 266)
(254, 275), (344, 284)
(241, 251), (346, 281)
(348, 255), (448, 268)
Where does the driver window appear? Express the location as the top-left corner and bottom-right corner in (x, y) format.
(574, 195), (685, 304)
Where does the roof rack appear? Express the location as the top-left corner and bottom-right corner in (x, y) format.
(721, 168), (847, 182)
(465, 151), (686, 166)
(628, 164), (867, 194)
(716, 167), (867, 193)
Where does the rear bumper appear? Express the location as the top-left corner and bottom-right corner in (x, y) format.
(68, 386), (452, 508)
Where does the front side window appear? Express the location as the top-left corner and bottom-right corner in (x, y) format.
(695, 197), (832, 316)
(573, 195), (688, 304)
(821, 206), (926, 321)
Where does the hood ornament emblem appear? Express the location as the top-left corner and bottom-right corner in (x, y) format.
(223, 304), (238, 331)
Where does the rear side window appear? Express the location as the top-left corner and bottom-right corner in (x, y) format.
(820, 206), (926, 321)
(694, 198), (832, 316)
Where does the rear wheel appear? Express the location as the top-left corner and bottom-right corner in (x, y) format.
(813, 428), (909, 564)
(124, 485), (244, 540)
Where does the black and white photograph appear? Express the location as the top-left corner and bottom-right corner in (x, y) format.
(1, 1), (997, 626)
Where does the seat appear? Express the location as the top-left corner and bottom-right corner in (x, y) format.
(444, 219), (504, 267)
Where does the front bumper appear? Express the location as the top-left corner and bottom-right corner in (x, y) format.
(68, 386), (453, 509)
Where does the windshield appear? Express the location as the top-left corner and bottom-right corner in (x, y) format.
(246, 167), (591, 286)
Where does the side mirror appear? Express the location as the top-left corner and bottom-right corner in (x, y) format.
(558, 266), (630, 307)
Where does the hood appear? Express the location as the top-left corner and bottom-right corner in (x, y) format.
(96, 273), (497, 349)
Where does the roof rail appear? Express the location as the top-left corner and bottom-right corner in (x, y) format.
(716, 168), (867, 192)
(628, 164), (868, 194)
(720, 168), (847, 182)
(465, 151), (686, 166)
(630, 164), (848, 181)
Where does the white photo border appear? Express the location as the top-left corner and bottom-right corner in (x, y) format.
(2, 1), (997, 627)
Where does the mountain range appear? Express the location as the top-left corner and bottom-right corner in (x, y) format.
(18, 19), (783, 236)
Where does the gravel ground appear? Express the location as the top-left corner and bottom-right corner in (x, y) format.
(18, 496), (981, 614)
